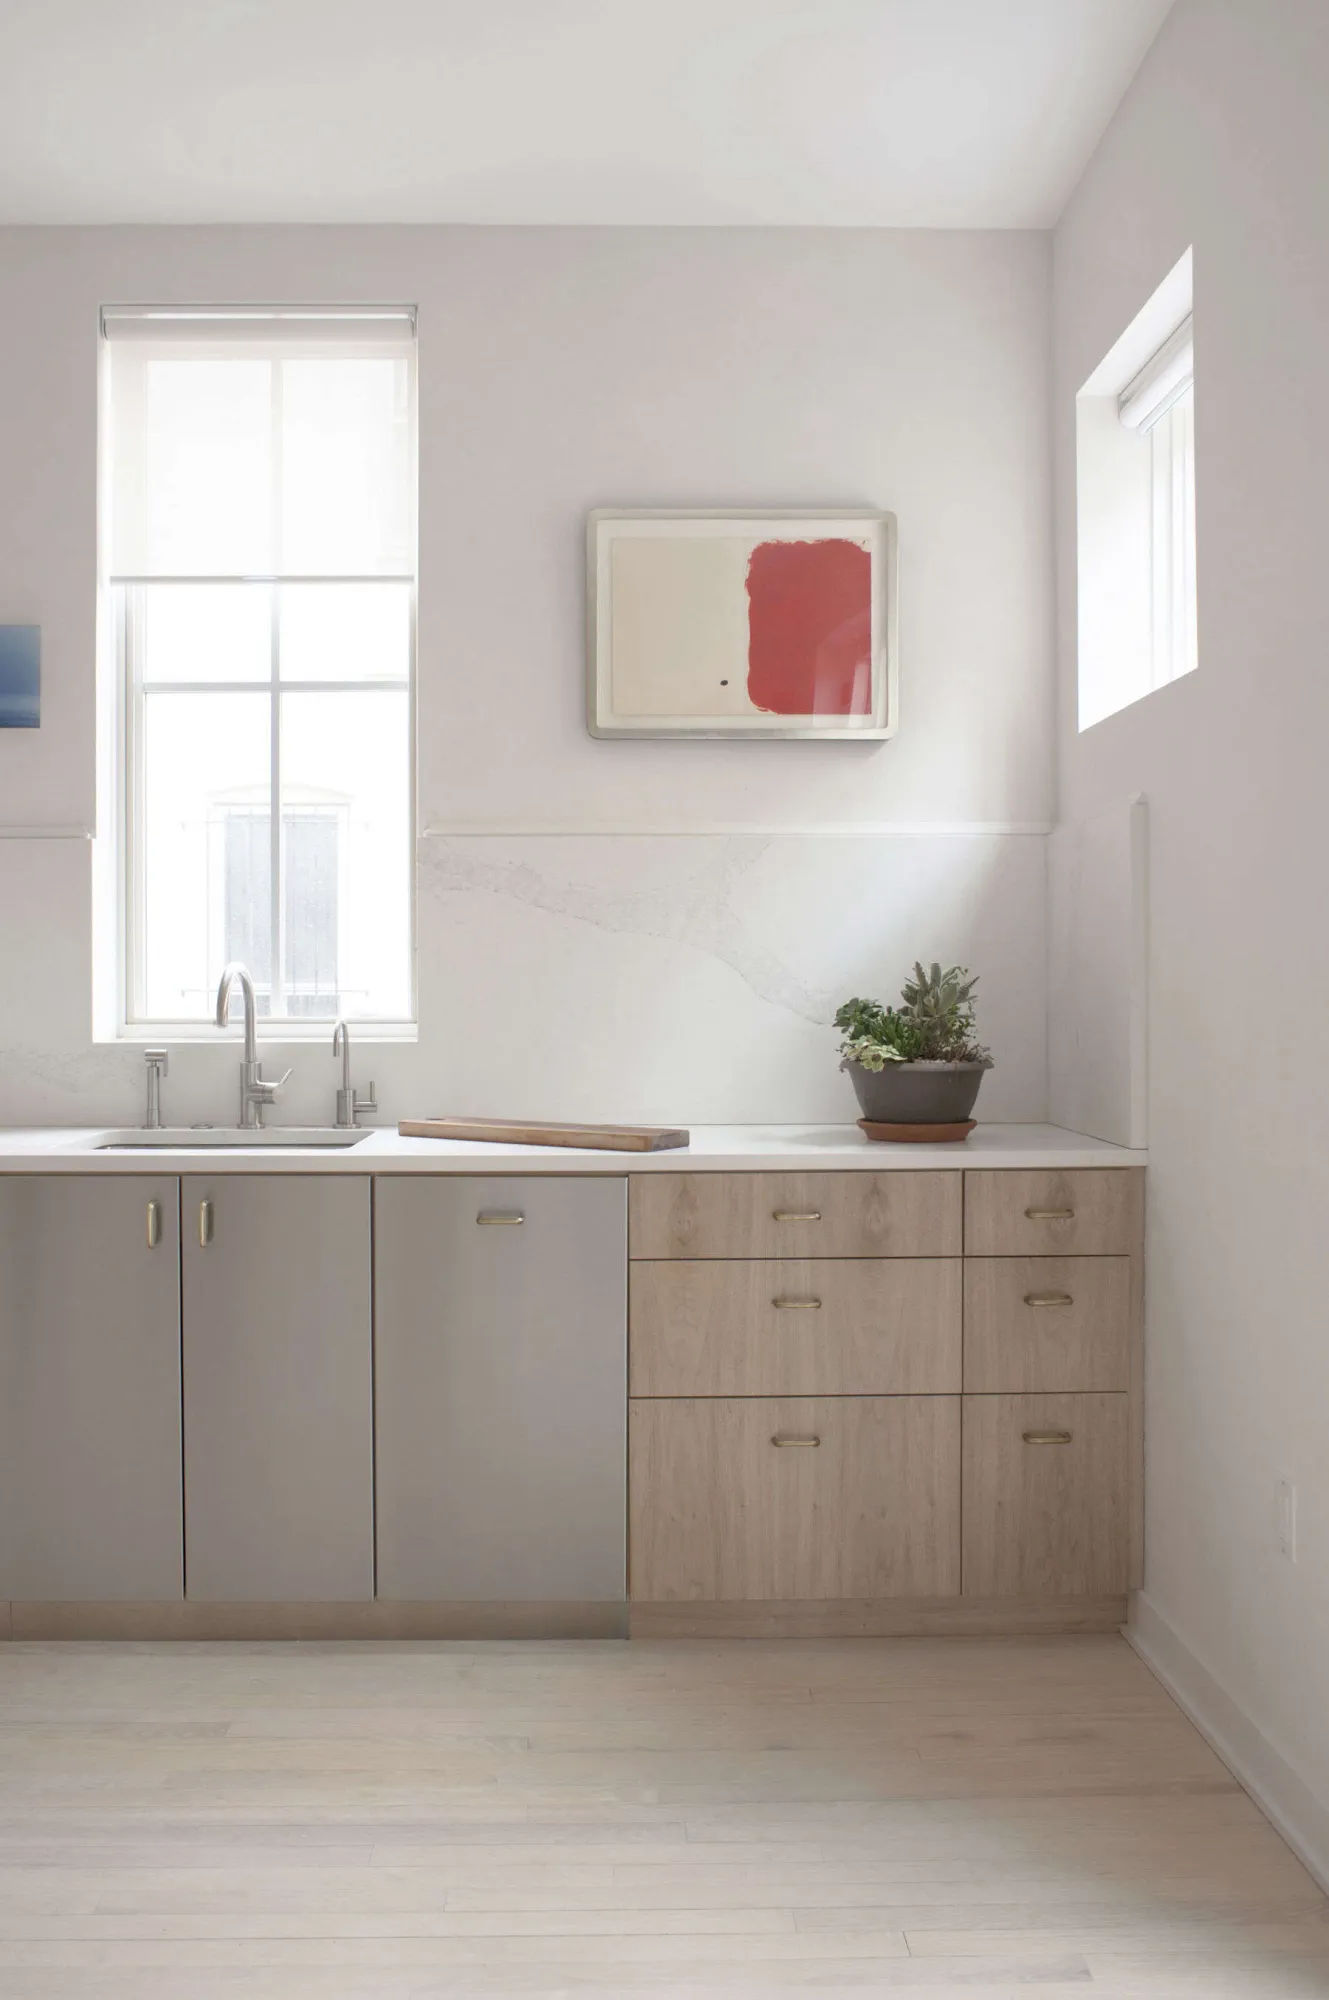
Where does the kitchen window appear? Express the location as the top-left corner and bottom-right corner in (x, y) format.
(1119, 315), (1197, 699)
(1075, 250), (1197, 731)
(101, 308), (416, 1028)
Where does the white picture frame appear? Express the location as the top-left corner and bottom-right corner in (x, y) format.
(586, 507), (898, 740)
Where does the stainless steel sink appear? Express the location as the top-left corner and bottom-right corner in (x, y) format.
(93, 1127), (371, 1150)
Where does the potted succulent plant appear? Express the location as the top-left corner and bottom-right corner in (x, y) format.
(835, 962), (993, 1137)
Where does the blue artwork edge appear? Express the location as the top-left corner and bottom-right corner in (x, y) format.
(0, 625), (40, 729)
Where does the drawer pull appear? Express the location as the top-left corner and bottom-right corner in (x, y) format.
(1024, 1290), (1074, 1307)
(1025, 1206), (1075, 1221)
(771, 1433), (821, 1447)
(772, 1210), (821, 1222)
(477, 1211), (525, 1226)
(198, 1199), (213, 1248)
(146, 1199), (162, 1249)
(772, 1296), (822, 1310)
(1023, 1428), (1073, 1445)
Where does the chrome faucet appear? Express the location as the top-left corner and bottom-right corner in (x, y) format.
(215, 962), (289, 1129)
(144, 1049), (169, 1130)
(332, 1020), (377, 1129)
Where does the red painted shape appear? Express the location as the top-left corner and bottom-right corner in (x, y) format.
(745, 538), (872, 716)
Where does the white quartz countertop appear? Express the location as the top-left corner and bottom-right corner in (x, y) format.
(0, 1123), (1146, 1174)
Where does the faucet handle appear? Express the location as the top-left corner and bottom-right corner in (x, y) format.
(251, 1066), (292, 1103)
(354, 1082), (378, 1120)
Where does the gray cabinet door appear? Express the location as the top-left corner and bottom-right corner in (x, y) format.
(182, 1175), (373, 1602)
(375, 1176), (627, 1602)
(0, 1175), (182, 1601)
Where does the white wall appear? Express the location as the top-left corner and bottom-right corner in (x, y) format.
(1047, 795), (1147, 1149)
(1053, 0), (1329, 1870)
(0, 225), (1052, 1125)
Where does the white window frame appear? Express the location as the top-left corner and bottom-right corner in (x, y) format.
(1120, 311), (1196, 698)
(1075, 249), (1197, 732)
(104, 308), (418, 1039)
(1147, 384), (1197, 695)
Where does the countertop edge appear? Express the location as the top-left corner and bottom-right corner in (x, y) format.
(0, 1123), (1148, 1173)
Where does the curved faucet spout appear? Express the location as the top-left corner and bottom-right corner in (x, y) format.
(331, 1017), (375, 1130)
(215, 962), (286, 1128)
(332, 1019), (350, 1093)
(215, 961), (258, 1066)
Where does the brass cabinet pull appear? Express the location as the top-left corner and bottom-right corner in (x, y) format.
(1023, 1428), (1073, 1445)
(1024, 1290), (1074, 1307)
(772, 1210), (821, 1222)
(198, 1199), (213, 1248)
(1025, 1206), (1075, 1220)
(477, 1211), (525, 1226)
(772, 1296), (822, 1310)
(146, 1200), (162, 1249)
(771, 1434), (821, 1447)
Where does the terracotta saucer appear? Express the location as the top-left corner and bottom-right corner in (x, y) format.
(858, 1118), (977, 1144)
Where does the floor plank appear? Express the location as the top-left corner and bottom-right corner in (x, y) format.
(0, 1634), (1323, 1996)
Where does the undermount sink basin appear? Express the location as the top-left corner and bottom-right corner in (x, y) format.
(93, 1127), (371, 1150)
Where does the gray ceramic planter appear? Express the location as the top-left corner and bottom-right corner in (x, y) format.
(845, 1058), (992, 1126)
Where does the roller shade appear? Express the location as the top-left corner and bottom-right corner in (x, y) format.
(1118, 314), (1193, 434)
(103, 308), (416, 579)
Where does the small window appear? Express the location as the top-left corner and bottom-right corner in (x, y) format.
(1076, 252), (1196, 730)
(101, 309), (416, 1028)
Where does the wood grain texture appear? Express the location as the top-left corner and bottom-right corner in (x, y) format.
(630, 1171), (962, 1260)
(399, 1117), (689, 1151)
(629, 1396), (960, 1602)
(964, 1167), (1143, 1256)
(630, 1257), (961, 1397)
(628, 1596), (1128, 1637)
(0, 1634), (1319, 1995)
(962, 1393), (1131, 1598)
(963, 1257), (1131, 1392)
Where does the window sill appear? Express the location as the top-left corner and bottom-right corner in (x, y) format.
(103, 1021), (419, 1048)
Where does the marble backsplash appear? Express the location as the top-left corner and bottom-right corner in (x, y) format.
(0, 830), (1047, 1129)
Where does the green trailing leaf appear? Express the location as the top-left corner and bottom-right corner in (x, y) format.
(835, 963), (991, 1070)
(838, 1033), (908, 1072)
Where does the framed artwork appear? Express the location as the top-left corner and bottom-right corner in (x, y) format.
(0, 625), (40, 728)
(587, 509), (897, 739)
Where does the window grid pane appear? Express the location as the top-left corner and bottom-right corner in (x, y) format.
(136, 687), (271, 1022)
(127, 592), (411, 1023)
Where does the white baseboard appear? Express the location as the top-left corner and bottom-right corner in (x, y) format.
(1127, 1591), (1329, 1894)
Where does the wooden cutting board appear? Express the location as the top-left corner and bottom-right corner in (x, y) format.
(398, 1116), (690, 1153)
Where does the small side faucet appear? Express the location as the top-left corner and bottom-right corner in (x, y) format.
(332, 1021), (377, 1129)
(215, 962), (289, 1129)
(144, 1049), (169, 1130)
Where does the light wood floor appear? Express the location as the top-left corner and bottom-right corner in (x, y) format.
(0, 1634), (1325, 1997)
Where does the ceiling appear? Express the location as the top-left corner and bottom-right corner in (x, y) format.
(0, 0), (1174, 228)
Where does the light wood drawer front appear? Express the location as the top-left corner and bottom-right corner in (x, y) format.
(631, 1259), (961, 1397)
(964, 1258), (1131, 1393)
(964, 1170), (1140, 1256)
(630, 1172), (961, 1260)
(630, 1396), (960, 1602)
(962, 1393), (1129, 1598)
